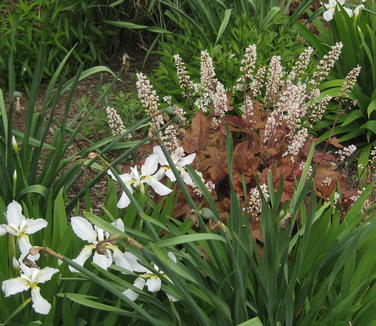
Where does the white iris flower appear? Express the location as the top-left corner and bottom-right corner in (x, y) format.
(323, 0), (353, 21)
(69, 216), (145, 273)
(123, 251), (179, 302)
(1, 201), (47, 261)
(2, 263), (59, 315)
(153, 146), (196, 187)
(108, 154), (172, 209)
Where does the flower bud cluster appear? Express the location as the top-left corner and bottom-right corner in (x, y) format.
(288, 47), (313, 82)
(336, 144), (357, 162)
(194, 171), (215, 196)
(247, 184), (269, 216)
(106, 106), (127, 136)
(311, 42), (343, 87)
(212, 82), (228, 128)
(236, 44), (257, 91)
(265, 55), (283, 105)
(341, 65), (361, 97)
(173, 54), (194, 97)
(283, 128), (308, 159)
(200, 50), (218, 92)
(308, 95), (332, 124)
(241, 95), (255, 124)
(136, 73), (164, 129)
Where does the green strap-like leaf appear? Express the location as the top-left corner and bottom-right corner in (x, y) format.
(155, 234), (226, 247)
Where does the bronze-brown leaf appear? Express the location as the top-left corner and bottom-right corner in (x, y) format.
(182, 111), (210, 153)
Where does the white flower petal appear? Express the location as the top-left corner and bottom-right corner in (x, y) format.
(146, 179), (172, 196)
(2, 278), (29, 296)
(167, 252), (177, 263)
(24, 218), (48, 234)
(119, 173), (133, 184)
(123, 252), (149, 273)
(112, 248), (133, 272)
(31, 287), (51, 315)
(111, 219), (125, 233)
(5, 201), (24, 228)
(123, 288), (139, 301)
(141, 154), (159, 176)
(145, 277), (161, 293)
(344, 7), (353, 17)
(154, 167), (167, 181)
(19, 263), (33, 276)
(354, 5), (364, 15)
(123, 277), (145, 301)
(94, 225), (105, 242)
(12, 256), (20, 270)
(93, 250), (113, 270)
(4, 224), (18, 236)
(107, 169), (117, 181)
(153, 146), (168, 166)
(69, 245), (95, 272)
(167, 293), (179, 302)
(323, 8), (334, 21)
(18, 235), (32, 256)
(71, 216), (97, 243)
(35, 267), (59, 283)
(165, 169), (177, 182)
(0, 225), (6, 236)
(181, 170), (195, 187)
(180, 153), (196, 166)
(0, 224), (7, 237)
(117, 191), (131, 209)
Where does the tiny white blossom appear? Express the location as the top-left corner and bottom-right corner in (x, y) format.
(2, 264), (59, 315)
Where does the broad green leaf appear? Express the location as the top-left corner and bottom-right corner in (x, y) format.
(17, 184), (48, 199)
(341, 109), (363, 126)
(360, 120), (376, 134)
(367, 99), (376, 118)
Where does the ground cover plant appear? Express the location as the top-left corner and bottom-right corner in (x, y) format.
(0, 0), (164, 85)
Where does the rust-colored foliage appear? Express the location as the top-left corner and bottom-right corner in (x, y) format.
(183, 104), (353, 207)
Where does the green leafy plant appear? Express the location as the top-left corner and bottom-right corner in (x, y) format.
(0, 0), (149, 84)
(153, 13), (307, 106)
(297, 2), (376, 169)
(14, 139), (374, 326)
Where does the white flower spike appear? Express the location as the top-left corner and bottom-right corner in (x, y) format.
(70, 216), (144, 273)
(123, 251), (179, 302)
(2, 263), (58, 315)
(1, 201), (47, 260)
